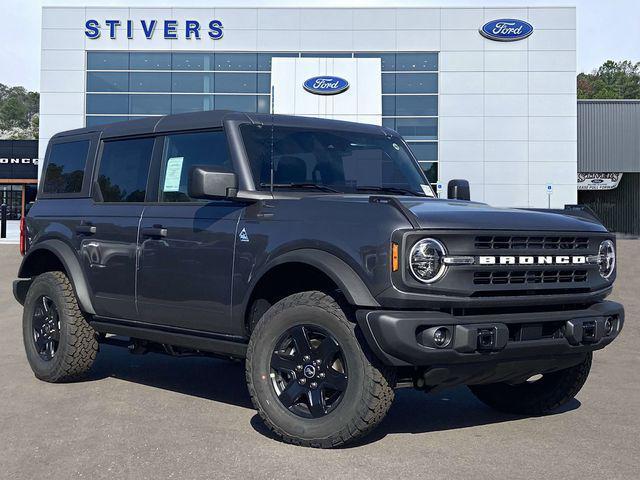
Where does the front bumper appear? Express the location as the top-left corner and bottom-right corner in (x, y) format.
(356, 301), (624, 367)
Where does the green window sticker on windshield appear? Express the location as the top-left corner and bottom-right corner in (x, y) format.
(163, 157), (184, 192)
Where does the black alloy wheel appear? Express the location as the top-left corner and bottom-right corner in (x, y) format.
(31, 295), (60, 361)
(270, 324), (348, 418)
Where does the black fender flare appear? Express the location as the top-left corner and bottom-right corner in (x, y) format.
(253, 249), (380, 308)
(18, 239), (96, 315)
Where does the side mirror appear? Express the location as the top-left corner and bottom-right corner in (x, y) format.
(188, 166), (238, 199)
(447, 179), (470, 201)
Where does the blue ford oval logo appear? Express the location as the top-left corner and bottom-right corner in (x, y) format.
(480, 19), (533, 42)
(303, 76), (349, 95)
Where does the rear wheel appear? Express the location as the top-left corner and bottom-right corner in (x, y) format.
(246, 291), (395, 448)
(22, 271), (98, 382)
(469, 353), (592, 415)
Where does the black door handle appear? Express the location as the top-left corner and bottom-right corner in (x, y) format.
(141, 226), (168, 238)
(76, 224), (96, 235)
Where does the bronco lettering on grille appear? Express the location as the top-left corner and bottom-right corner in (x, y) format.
(478, 255), (595, 265)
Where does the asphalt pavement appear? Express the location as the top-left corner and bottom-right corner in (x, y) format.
(1, 241), (638, 479)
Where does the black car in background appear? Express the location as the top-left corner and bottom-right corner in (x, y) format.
(14, 111), (624, 447)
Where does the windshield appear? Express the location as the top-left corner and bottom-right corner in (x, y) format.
(240, 124), (434, 197)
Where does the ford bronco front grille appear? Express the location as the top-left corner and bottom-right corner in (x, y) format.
(474, 235), (589, 250)
(473, 269), (588, 285)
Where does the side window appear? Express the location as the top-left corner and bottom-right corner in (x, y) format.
(42, 140), (90, 194)
(159, 130), (232, 202)
(96, 137), (154, 202)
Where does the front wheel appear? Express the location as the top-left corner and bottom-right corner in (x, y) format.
(246, 291), (395, 448)
(469, 353), (592, 415)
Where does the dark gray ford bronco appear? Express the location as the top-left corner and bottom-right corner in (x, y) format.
(14, 111), (624, 447)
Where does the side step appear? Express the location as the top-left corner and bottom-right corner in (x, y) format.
(90, 318), (248, 358)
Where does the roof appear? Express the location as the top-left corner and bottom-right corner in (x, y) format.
(578, 99), (640, 173)
(52, 110), (389, 141)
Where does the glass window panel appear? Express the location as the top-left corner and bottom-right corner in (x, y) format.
(214, 53), (257, 71)
(419, 162), (438, 183)
(87, 52), (129, 70)
(171, 95), (215, 114)
(257, 95), (270, 113)
(160, 131), (232, 202)
(300, 53), (352, 58)
(394, 73), (438, 93)
(42, 140), (90, 194)
(129, 94), (171, 115)
(257, 53), (299, 70)
(395, 95), (438, 116)
(257, 74), (271, 93)
(393, 118), (438, 140)
(382, 96), (395, 116)
(172, 72), (215, 93)
(87, 72), (129, 92)
(97, 137), (154, 203)
(382, 118), (395, 131)
(382, 73), (395, 93)
(129, 72), (171, 92)
(86, 116), (129, 127)
(395, 53), (438, 71)
(130, 52), (172, 70)
(407, 142), (438, 161)
(214, 95), (257, 112)
(172, 52), (215, 70)
(215, 73), (257, 93)
(354, 53), (396, 71)
(86, 94), (129, 115)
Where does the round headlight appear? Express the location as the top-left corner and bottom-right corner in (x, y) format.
(409, 238), (447, 283)
(598, 239), (616, 280)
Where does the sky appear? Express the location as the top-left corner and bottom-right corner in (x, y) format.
(1, 0), (639, 91)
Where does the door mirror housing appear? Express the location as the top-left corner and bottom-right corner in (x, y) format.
(188, 166), (238, 200)
(447, 179), (471, 201)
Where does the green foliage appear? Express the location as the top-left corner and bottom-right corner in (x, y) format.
(0, 83), (39, 138)
(578, 60), (640, 99)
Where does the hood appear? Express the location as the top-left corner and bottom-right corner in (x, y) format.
(397, 198), (607, 232)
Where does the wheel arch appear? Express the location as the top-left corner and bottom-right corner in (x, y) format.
(17, 240), (96, 315)
(243, 249), (379, 333)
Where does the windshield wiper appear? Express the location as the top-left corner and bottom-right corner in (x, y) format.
(355, 186), (423, 196)
(260, 182), (340, 193)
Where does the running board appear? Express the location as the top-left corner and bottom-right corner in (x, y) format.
(90, 318), (248, 358)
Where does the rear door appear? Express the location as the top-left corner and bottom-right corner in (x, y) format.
(80, 135), (156, 320)
(136, 129), (243, 333)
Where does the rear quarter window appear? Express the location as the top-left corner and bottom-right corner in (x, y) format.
(42, 140), (91, 194)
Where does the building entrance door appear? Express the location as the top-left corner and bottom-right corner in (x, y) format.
(0, 184), (25, 220)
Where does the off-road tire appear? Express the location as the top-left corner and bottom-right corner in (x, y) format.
(469, 353), (592, 415)
(246, 291), (395, 448)
(22, 271), (98, 382)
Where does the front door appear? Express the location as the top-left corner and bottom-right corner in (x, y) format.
(136, 130), (243, 333)
(81, 136), (156, 320)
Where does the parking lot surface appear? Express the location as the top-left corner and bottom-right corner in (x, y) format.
(1, 241), (639, 480)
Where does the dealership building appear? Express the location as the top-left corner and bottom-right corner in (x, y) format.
(39, 5), (579, 208)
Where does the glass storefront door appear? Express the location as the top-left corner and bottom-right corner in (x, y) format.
(0, 184), (25, 220)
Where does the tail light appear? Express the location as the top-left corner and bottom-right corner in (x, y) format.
(19, 216), (26, 256)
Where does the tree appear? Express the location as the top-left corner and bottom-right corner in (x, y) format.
(578, 60), (640, 99)
(0, 83), (39, 138)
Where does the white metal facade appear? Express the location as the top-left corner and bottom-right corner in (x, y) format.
(40, 6), (577, 208)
